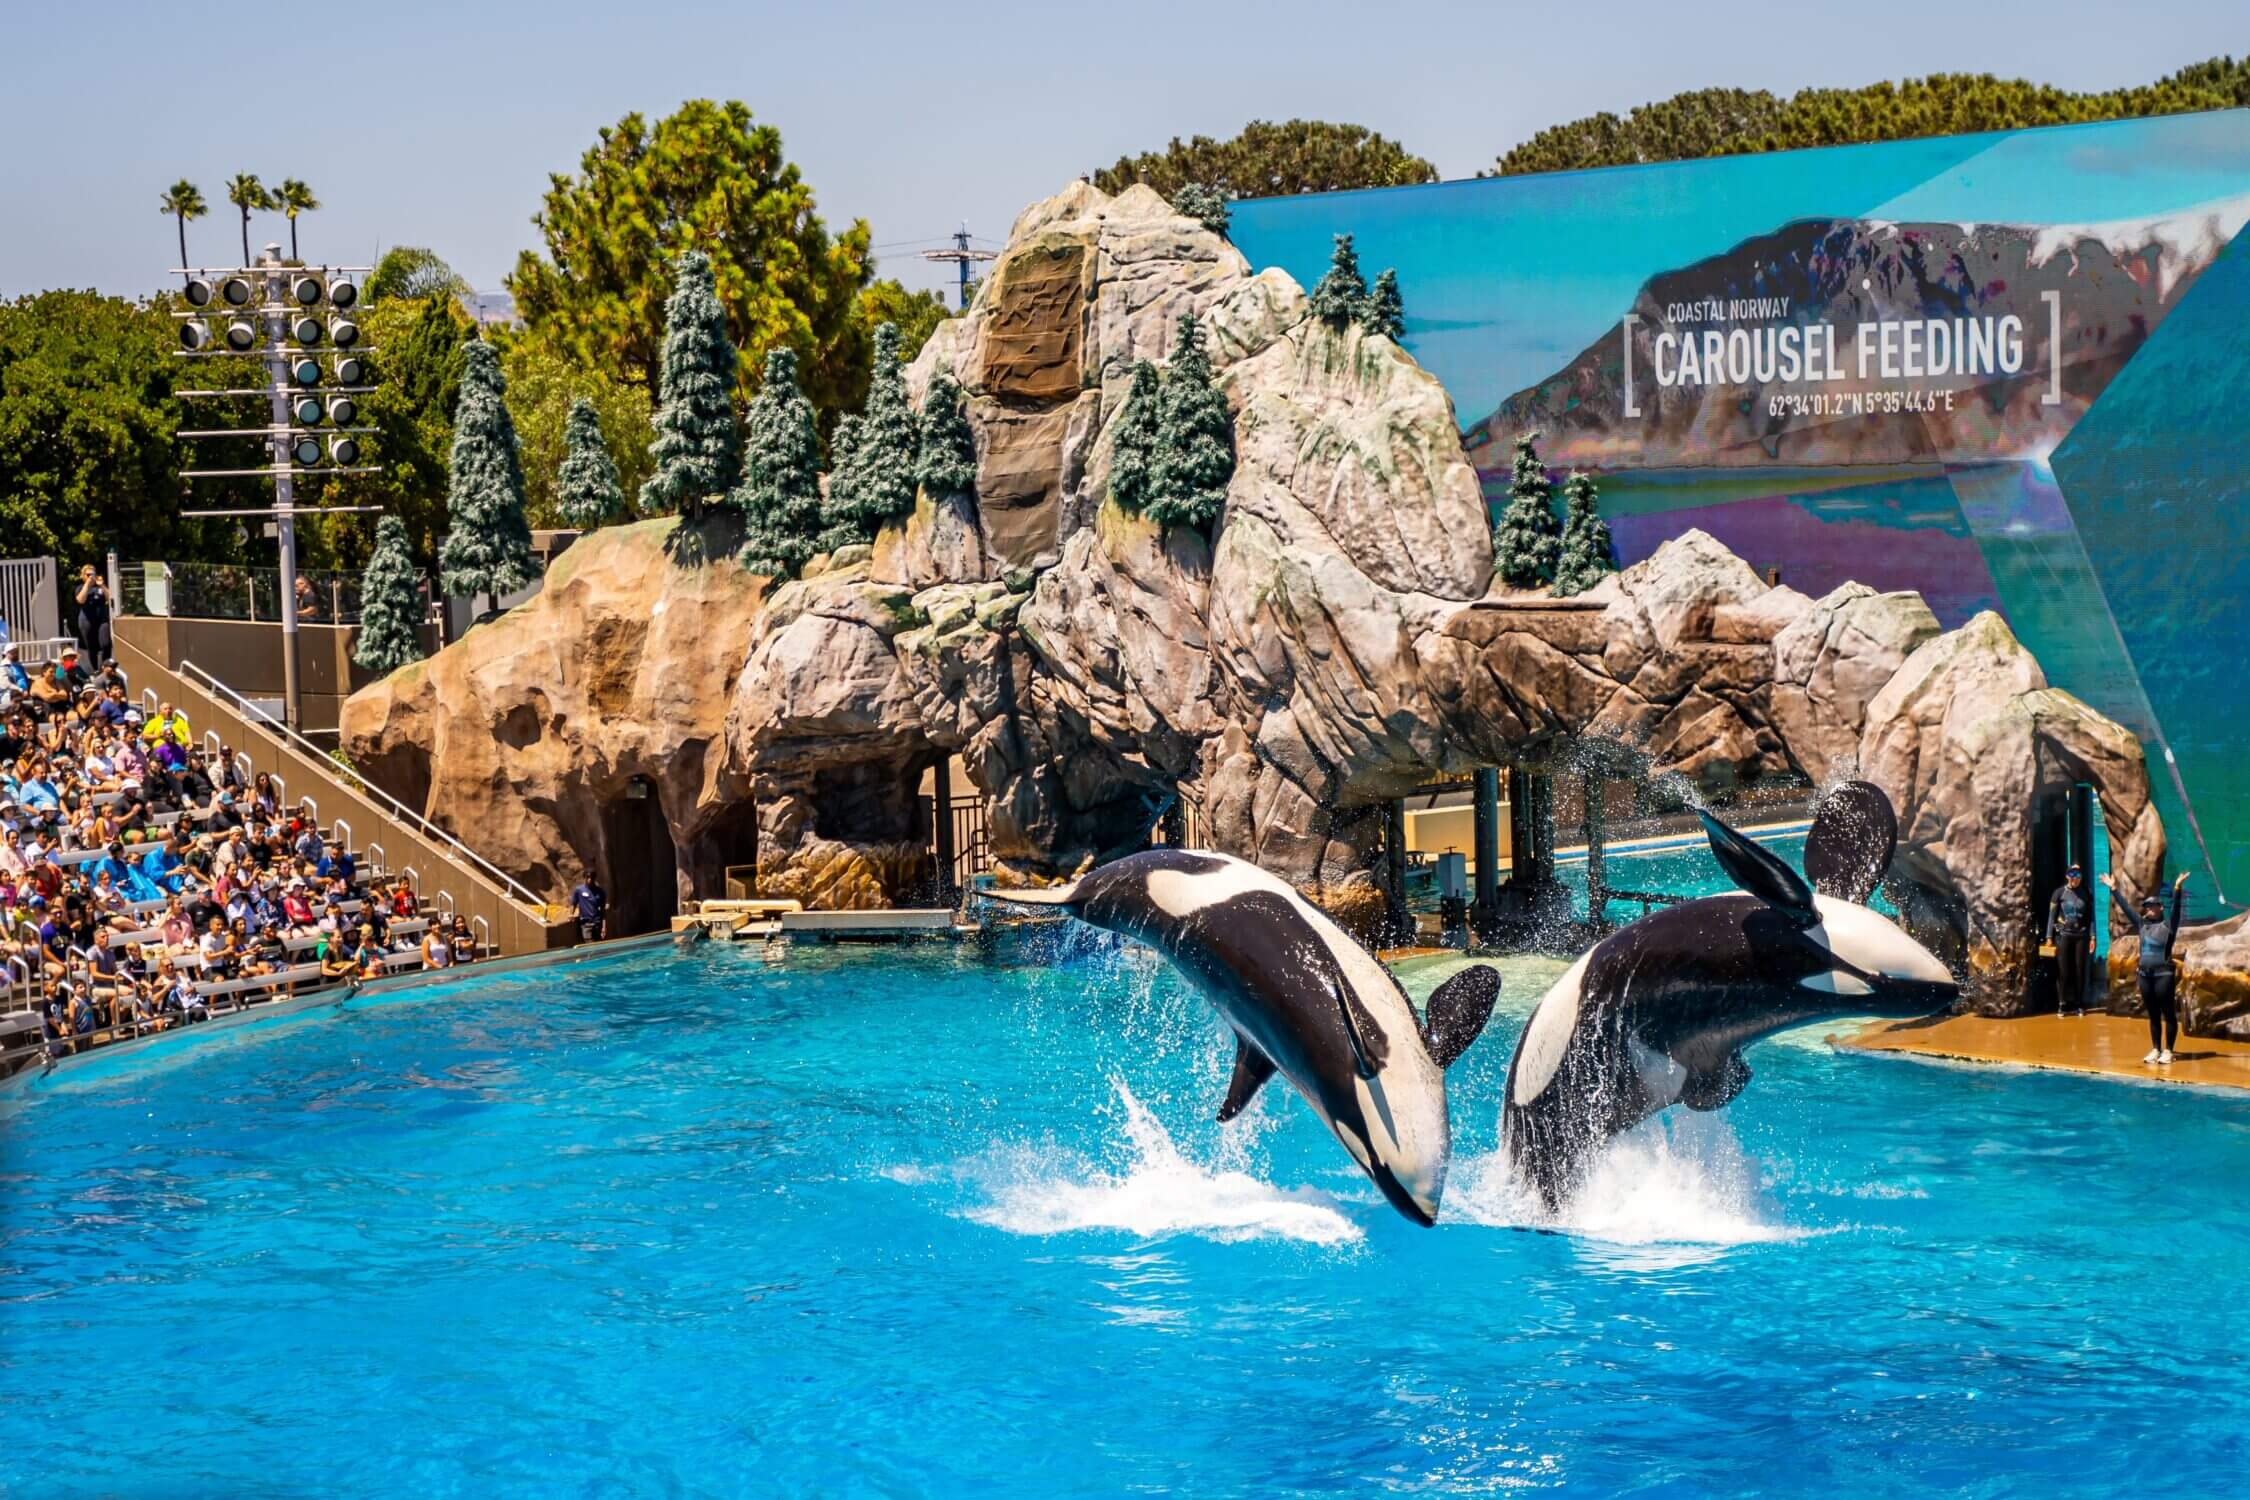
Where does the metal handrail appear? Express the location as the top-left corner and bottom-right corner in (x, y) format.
(171, 658), (545, 910)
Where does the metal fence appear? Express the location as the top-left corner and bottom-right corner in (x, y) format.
(120, 562), (376, 625)
(0, 557), (60, 642)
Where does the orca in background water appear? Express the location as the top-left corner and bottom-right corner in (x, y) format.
(989, 849), (1502, 1226)
(1502, 781), (1957, 1210)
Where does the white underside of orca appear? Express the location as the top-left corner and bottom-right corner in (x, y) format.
(1512, 951), (1590, 1107)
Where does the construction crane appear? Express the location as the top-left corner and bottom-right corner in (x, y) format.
(921, 225), (997, 310)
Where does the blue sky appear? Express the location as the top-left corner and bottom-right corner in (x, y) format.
(2, 0), (2243, 302)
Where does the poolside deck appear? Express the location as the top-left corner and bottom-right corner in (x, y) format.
(1836, 1010), (2250, 1093)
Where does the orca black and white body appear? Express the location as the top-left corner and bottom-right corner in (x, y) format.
(989, 849), (1500, 1226)
(1501, 782), (1957, 1210)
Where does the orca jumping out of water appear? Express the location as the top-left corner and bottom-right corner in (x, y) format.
(989, 849), (1502, 1226)
(1502, 781), (1957, 1210)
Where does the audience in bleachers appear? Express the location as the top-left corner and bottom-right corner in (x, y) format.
(2, 664), (478, 1063)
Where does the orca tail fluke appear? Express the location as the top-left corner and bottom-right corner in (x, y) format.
(982, 879), (1084, 909)
(1422, 963), (1502, 1069)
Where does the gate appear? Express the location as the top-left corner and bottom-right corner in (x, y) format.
(0, 557), (60, 643)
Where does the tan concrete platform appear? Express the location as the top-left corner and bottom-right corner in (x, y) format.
(1835, 1009), (2250, 1093)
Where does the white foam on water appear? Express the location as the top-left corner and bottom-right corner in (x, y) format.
(899, 1080), (1363, 1248)
(1445, 1111), (1820, 1270)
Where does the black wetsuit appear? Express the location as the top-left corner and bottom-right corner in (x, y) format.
(2045, 880), (2093, 1013)
(2109, 882), (2185, 1052)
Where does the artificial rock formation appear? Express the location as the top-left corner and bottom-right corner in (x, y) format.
(347, 180), (2169, 1018)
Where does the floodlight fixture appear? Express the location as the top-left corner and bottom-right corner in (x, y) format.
(292, 315), (324, 346)
(326, 394), (357, 424)
(328, 434), (361, 465)
(293, 436), (324, 467)
(184, 278), (215, 308)
(329, 318), (359, 348)
(327, 276), (357, 309)
(295, 396), (325, 425)
(291, 357), (323, 387)
(291, 275), (324, 306)
(225, 320), (257, 351)
(220, 275), (254, 307)
(333, 355), (367, 385)
(180, 321), (213, 350)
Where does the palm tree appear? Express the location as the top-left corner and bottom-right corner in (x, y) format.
(158, 180), (207, 276)
(225, 172), (276, 265)
(278, 178), (319, 261)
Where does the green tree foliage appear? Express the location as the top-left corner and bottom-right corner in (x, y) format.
(159, 181), (206, 272)
(1146, 316), (1234, 533)
(1171, 182), (1231, 238)
(352, 514), (425, 673)
(499, 336), (654, 531)
(0, 291), (231, 566)
(1094, 119), (1438, 199)
(365, 246), (471, 305)
(855, 279), (951, 368)
(438, 341), (534, 606)
(1490, 58), (2250, 175)
(818, 413), (868, 552)
(734, 348), (826, 576)
(278, 178), (318, 261)
(637, 251), (742, 520)
(1106, 360), (1162, 515)
(1550, 472), (1618, 597)
(1493, 432), (1561, 589)
(507, 100), (874, 426)
(915, 370), (977, 501)
(1363, 269), (1405, 341)
(1309, 234), (1369, 327)
(824, 322), (918, 543)
(554, 397), (628, 529)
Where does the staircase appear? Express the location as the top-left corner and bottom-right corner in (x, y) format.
(111, 634), (575, 957)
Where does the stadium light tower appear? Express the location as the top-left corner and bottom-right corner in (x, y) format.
(172, 240), (382, 730)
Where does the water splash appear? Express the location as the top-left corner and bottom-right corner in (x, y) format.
(1446, 1112), (1817, 1269)
(891, 1080), (1363, 1248)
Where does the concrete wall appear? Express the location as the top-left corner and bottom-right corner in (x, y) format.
(116, 616), (440, 735)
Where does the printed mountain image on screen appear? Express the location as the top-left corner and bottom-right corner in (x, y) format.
(1463, 197), (2250, 475)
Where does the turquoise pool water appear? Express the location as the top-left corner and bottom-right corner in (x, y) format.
(7, 936), (2247, 1496)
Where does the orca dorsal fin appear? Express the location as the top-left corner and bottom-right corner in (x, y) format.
(1217, 1034), (1278, 1122)
(1802, 780), (1898, 904)
(1699, 809), (1818, 926)
(1421, 964), (1501, 1069)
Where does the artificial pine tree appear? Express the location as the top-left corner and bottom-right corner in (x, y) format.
(1309, 233), (1369, 327)
(916, 369), (977, 500)
(1146, 315), (1234, 532)
(637, 251), (742, 521)
(1550, 471), (1619, 597)
(817, 413), (868, 553)
(840, 322), (920, 537)
(1492, 430), (1562, 590)
(1107, 360), (1162, 514)
(1363, 269), (1405, 341)
(353, 515), (425, 673)
(1171, 182), (1231, 239)
(555, 396), (627, 529)
(733, 348), (826, 575)
(438, 340), (535, 607)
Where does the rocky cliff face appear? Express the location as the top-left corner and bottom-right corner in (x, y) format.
(345, 180), (2170, 1019)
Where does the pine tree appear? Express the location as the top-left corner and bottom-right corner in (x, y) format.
(916, 369), (977, 499)
(837, 321), (919, 539)
(1364, 268), (1405, 341)
(1146, 315), (1234, 532)
(555, 396), (627, 529)
(438, 340), (535, 606)
(733, 347), (826, 575)
(1309, 233), (1369, 327)
(637, 250), (741, 520)
(353, 514), (425, 673)
(1171, 182), (1231, 238)
(817, 413), (868, 553)
(1107, 360), (1162, 514)
(1551, 471), (1619, 596)
(1492, 430), (1562, 589)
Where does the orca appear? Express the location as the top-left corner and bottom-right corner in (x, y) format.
(989, 849), (1501, 1226)
(1501, 781), (1956, 1210)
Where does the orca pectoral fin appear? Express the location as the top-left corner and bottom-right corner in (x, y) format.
(1217, 1035), (1278, 1122)
(1679, 1052), (1751, 1112)
(1422, 963), (1501, 1069)
(1325, 974), (1384, 1080)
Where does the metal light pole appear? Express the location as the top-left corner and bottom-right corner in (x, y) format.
(172, 242), (381, 729)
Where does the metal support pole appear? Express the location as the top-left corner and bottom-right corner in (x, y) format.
(262, 253), (302, 730)
(1582, 766), (1607, 929)
(1472, 767), (1501, 920)
(1384, 797), (1410, 943)
(932, 757), (957, 899)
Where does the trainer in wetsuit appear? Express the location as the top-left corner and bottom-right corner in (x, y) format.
(2102, 871), (2190, 1065)
(2045, 864), (2095, 1015)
